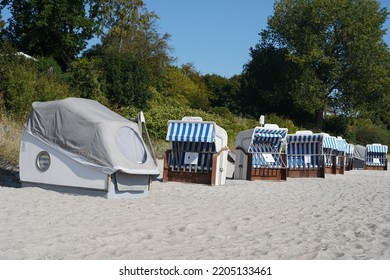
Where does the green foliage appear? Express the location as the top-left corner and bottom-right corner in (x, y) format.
(0, 113), (23, 167)
(346, 120), (390, 146)
(0, 11), (4, 30)
(323, 115), (350, 137)
(71, 57), (107, 104)
(252, 0), (390, 129)
(3, 0), (95, 69)
(35, 57), (63, 77)
(0, 51), (75, 117)
(102, 50), (152, 108)
(119, 103), (300, 151)
(241, 46), (299, 119)
(86, 0), (172, 109)
(203, 74), (240, 113)
(93, 0), (172, 79)
(264, 113), (298, 133)
(1, 62), (36, 115)
(158, 66), (209, 110)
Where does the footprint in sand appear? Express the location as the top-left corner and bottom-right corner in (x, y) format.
(178, 226), (186, 232)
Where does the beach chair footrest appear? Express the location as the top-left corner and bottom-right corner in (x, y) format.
(163, 169), (212, 184)
(287, 168), (325, 178)
(247, 167), (287, 181)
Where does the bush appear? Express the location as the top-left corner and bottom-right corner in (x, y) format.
(71, 57), (108, 105)
(159, 67), (209, 111)
(102, 51), (152, 109)
(263, 113), (298, 133)
(0, 55), (75, 117)
(0, 113), (23, 167)
(346, 121), (390, 146)
(323, 115), (350, 137)
(120, 104), (297, 153)
(35, 57), (63, 77)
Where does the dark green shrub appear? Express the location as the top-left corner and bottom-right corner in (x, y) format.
(35, 57), (63, 77)
(347, 124), (390, 146)
(71, 57), (107, 105)
(0, 53), (74, 117)
(323, 115), (350, 137)
(102, 52), (152, 109)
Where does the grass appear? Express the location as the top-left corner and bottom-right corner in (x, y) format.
(0, 113), (23, 168)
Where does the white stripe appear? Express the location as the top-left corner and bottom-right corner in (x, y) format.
(183, 123), (190, 141)
(171, 123), (178, 141)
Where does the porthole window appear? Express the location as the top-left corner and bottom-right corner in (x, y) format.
(36, 151), (51, 172)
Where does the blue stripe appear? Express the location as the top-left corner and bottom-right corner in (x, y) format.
(251, 128), (287, 154)
(346, 144), (353, 155)
(367, 144), (388, 153)
(286, 134), (323, 168)
(166, 122), (215, 142)
(287, 134), (323, 143)
(323, 137), (337, 150)
(203, 123), (210, 142)
(335, 139), (346, 153)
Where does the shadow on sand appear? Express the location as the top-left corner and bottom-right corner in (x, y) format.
(0, 166), (21, 188)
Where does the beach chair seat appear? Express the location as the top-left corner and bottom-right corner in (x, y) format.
(286, 132), (325, 178)
(365, 144), (388, 170)
(163, 118), (229, 185)
(234, 125), (288, 181)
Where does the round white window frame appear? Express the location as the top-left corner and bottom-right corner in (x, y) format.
(36, 151), (51, 172)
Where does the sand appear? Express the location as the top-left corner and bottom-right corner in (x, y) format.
(1, 162), (390, 260)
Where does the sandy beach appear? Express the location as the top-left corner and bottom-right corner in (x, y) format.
(1, 162), (390, 260)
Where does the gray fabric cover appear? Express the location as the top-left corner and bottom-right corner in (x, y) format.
(352, 144), (366, 169)
(25, 98), (159, 175)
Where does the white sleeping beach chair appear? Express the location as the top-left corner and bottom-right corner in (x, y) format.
(234, 124), (288, 181)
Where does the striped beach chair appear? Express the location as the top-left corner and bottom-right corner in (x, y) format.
(334, 137), (346, 174)
(322, 134), (336, 174)
(345, 143), (354, 171)
(365, 144), (388, 171)
(286, 131), (325, 178)
(163, 117), (229, 185)
(234, 124), (288, 181)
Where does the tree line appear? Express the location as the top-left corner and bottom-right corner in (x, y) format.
(1, 0), (389, 145)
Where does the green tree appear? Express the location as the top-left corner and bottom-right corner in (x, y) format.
(241, 45), (308, 122)
(254, 0), (390, 129)
(71, 57), (107, 104)
(91, 0), (171, 73)
(0, 49), (74, 116)
(102, 49), (152, 108)
(1, 0), (95, 69)
(0, 12), (4, 30)
(202, 74), (240, 113)
(159, 66), (209, 110)
(88, 0), (172, 108)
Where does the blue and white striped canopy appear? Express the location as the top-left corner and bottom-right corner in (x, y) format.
(287, 134), (323, 143)
(166, 121), (215, 143)
(366, 144), (388, 153)
(252, 128), (287, 145)
(323, 137), (337, 150)
(335, 138), (346, 152)
(346, 144), (354, 155)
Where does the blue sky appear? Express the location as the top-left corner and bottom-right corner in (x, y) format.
(144, 0), (275, 77)
(145, 0), (390, 77)
(2, 0), (390, 77)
